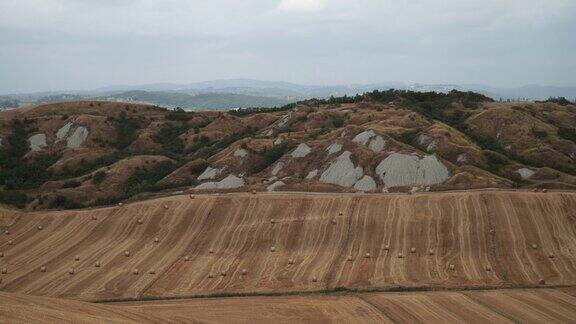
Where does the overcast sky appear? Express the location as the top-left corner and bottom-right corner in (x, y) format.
(1, 0), (575, 94)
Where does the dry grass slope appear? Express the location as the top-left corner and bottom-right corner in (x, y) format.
(1, 191), (576, 301)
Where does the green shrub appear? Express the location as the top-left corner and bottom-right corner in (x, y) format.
(54, 152), (128, 180)
(0, 154), (58, 190)
(532, 128), (548, 139)
(123, 161), (176, 196)
(484, 151), (508, 175)
(62, 180), (81, 188)
(332, 116), (345, 128)
(537, 97), (572, 105)
(397, 130), (420, 145)
(113, 112), (140, 150)
(558, 127), (576, 142)
(48, 195), (83, 210)
(166, 107), (194, 121)
(155, 123), (189, 156)
(0, 190), (29, 208)
(92, 170), (106, 184)
(253, 143), (291, 173)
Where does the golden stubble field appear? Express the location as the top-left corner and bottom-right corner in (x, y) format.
(1, 190), (575, 301)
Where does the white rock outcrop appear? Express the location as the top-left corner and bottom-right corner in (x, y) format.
(326, 143), (342, 155)
(457, 153), (468, 164)
(267, 181), (285, 192)
(271, 162), (284, 176)
(276, 114), (290, 128)
(67, 126), (88, 148)
(234, 148), (248, 158)
(198, 167), (221, 181)
(56, 122), (73, 140)
(368, 136), (386, 152)
(196, 175), (245, 190)
(320, 151), (363, 187)
(516, 168), (535, 179)
(29, 134), (47, 151)
(375, 153), (450, 187)
(352, 130), (376, 145)
(353, 175), (377, 192)
(306, 169), (318, 179)
(352, 130), (385, 152)
(291, 143), (312, 158)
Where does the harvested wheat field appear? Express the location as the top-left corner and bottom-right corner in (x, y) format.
(3, 288), (576, 323)
(1, 191), (576, 302)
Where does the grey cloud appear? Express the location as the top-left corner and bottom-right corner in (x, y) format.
(0, 0), (575, 93)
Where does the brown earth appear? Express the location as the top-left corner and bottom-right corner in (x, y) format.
(1, 191), (576, 301)
(3, 288), (576, 323)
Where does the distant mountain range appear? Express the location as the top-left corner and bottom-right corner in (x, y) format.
(1, 79), (575, 110)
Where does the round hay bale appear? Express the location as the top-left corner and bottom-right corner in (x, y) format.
(384, 245), (390, 251)
(398, 253), (404, 259)
(209, 248), (214, 254)
(331, 219), (337, 225)
(190, 194), (195, 199)
(74, 256), (80, 261)
(410, 247), (416, 253)
(288, 258), (294, 265)
(0, 252), (3, 257)
(8, 240), (13, 245)
(241, 269), (248, 275)
(4, 230), (9, 235)
(94, 261), (101, 268)
(220, 271), (226, 277)
(251, 190), (257, 195)
(91, 215), (98, 220)
(37, 225), (43, 230)
(347, 255), (354, 261)
(184, 255), (190, 261)
(149, 269), (156, 274)
(1, 268), (7, 274)
(208, 273), (214, 278)
(339, 211), (343, 216)
(154, 237), (160, 243)
(542, 189), (548, 193)
(68, 268), (75, 275)
(539, 278), (546, 285)
(270, 246), (276, 252)
(163, 205), (169, 209)
(532, 188), (538, 192)
(133, 269), (139, 275)
(449, 264), (455, 270)
(270, 219), (276, 224)
(124, 251), (130, 257)
(548, 253), (554, 259)
(365, 253), (371, 258)
(428, 249), (434, 256)
(532, 244), (538, 250)
(312, 276), (318, 282)
(137, 219), (143, 225)
(40, 266), (46, 272)
(118, 202), (123, 207)
(485, 265), (492, 271)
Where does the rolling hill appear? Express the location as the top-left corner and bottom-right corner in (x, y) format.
(1, 191), (575, 300)
(0, 90), (574, 210)
(100, 90), (292, 110)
